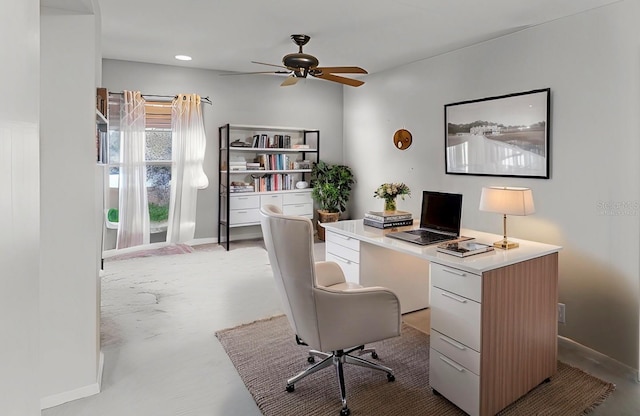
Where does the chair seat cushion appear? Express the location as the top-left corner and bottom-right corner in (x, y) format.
(325, 281), (363, 291)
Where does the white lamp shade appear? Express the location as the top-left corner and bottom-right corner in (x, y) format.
(479, 187), (535, 216)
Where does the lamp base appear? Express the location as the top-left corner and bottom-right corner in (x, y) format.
(493, 239), (519, 250)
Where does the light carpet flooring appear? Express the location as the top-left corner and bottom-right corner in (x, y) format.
(43, 239), (640, 416)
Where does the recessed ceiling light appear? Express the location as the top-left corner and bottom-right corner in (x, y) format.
(175, 55), (192, 61)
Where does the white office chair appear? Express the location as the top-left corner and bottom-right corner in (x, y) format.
(259, 204), (402, 416)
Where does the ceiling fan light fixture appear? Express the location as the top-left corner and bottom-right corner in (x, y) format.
(245, 34), (367, 87)
(283, 53), (319, 70)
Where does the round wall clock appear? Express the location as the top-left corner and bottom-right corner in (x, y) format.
(393, 129), (412, 150)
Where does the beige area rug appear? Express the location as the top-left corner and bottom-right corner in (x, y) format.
(216, 315), (615, 416)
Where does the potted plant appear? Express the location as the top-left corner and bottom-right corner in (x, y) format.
(311, 160), (355, 240)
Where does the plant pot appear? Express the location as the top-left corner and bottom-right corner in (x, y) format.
(316, 210), (340, 241)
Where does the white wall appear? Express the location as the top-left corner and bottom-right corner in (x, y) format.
(344, 1), (640, 368)
(40, 7), (102, 406)
(102, 60), (345, 240)
(0, 1), (40, 414)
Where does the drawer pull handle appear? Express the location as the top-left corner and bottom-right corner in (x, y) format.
(442, 268), (466, 277)
(441, 291), (467, 303)
(440, 336), (466, 351)
(331, 254), (352, 265)
(439, 356), (465, 372)
(237, 211), (247, 214)
(335, 234), (352, 241)
(237, 197), (248, 200)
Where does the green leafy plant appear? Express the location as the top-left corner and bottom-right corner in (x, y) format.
(107, 203), (169, 223)
(107, 208), (119, 223)
(311, 161), (355, 213)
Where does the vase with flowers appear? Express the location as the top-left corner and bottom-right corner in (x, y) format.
(374, 182), (411, 213)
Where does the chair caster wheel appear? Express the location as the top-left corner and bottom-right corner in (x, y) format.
(387, 373), (395, 382)
(307, 356), (315, 364)
(371, 351), (378, 359)
(340, 407), (350, 416)
(286, 384), (295, 393)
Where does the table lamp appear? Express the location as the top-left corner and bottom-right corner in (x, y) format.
(479, 187), (535, 249)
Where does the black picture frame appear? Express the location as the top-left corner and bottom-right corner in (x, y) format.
(445, 88), (550, 178)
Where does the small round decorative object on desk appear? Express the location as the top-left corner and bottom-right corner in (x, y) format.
(295, 181), (309, 189)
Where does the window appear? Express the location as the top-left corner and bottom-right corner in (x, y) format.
(106, 98), (173, 230)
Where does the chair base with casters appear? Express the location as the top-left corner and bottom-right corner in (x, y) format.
(287, 339), (395, 416)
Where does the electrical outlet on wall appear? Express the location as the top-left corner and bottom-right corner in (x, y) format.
(558, 303), (566, 324)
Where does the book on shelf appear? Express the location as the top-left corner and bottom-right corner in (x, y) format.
(363, 218), (414, 229)
(292, 143), (310, 149)
(364, 210), (413, 222)
(436, 241), (494, 257)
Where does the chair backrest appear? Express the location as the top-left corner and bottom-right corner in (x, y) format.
(260, 204), (321, 348)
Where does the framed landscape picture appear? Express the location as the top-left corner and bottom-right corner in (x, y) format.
(445, 88), (550, 178)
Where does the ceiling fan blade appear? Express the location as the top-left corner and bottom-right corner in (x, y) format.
(251, 61), (288, 69)
(312, 72), (364, 87)
(220, 70), (290, 76)
(315, 66), (368, 74)
(281, 75), (299, 86)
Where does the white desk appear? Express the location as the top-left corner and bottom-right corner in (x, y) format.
(323, 220), (561, 416)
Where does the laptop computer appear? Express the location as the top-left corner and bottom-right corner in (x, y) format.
(386, 191), (463, 246)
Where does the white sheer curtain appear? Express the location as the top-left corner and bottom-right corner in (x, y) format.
(166, 93), (209, 243)
(116, 91), (150, 249)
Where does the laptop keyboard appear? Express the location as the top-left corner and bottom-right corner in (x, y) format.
(406, 229), (454, 244)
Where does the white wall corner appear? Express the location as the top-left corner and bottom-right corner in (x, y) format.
(40, 351), (104, 410)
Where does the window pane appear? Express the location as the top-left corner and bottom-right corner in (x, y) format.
(108, 130), (120, 164)
(147, 165), (171, 223)
(146, 130), (172, 161)
(109, 166), (119, 188)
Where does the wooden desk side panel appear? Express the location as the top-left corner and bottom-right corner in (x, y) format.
(479, 253), (558, 416)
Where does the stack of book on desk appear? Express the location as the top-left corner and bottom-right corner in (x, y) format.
(363, 210), (413, 229)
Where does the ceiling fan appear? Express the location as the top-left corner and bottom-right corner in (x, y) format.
(227, 34), (368, 87)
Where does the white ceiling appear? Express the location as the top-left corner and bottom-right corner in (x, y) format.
(47, 0), (619, 75)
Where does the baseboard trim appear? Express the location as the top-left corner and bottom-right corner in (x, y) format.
(186, 233), (263, 246)
(41, 351), (104, 410)
(558, 335), (638, 381)
(186, 237), (217, 246)
(103, 241), (170, 258)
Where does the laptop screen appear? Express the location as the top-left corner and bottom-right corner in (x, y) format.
(420, 191), (463, 235)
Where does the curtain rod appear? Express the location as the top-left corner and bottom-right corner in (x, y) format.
(110, 91), (212, 105)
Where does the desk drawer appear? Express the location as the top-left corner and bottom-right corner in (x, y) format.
(431, 263), (482, 303)
(260, 194), (283, 208)
(431, 329), (480, 375)
(283, 192), (312, 205)
(326, 241), (359, 264)
(230, 208), (261, 225)
(431, 287), (481, 352)
(283, 203), (313, 217)
(326, 252), (360, 284)
(326, 231), (360, 252)
(230, 195), (260, 210)
(429, 348), (480, 416)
